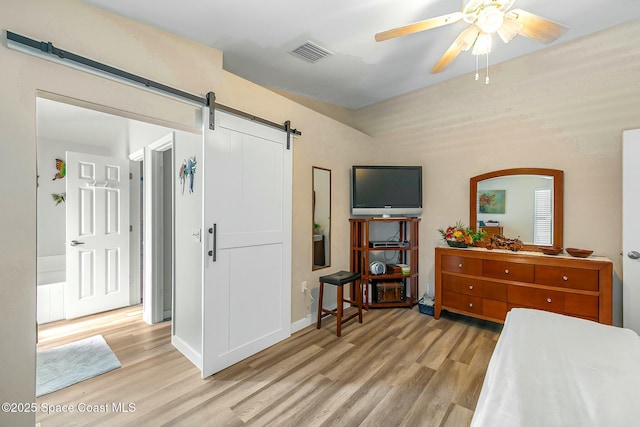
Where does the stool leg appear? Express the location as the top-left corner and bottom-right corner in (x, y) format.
(316, 282), (324, 330)
(336, 285), (344, 337)
(356, 279), (363, 323)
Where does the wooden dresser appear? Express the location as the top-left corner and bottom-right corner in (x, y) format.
(434, 247), (613, 325)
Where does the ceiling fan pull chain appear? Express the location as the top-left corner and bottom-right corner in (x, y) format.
(475, 54), (480, 81)
(485, 52), (490, 84)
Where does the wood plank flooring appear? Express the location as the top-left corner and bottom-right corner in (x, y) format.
(35, 305), (501, 427)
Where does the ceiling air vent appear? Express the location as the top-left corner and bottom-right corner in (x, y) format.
(289, 41), (333, 63)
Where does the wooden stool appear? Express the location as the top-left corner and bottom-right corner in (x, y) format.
(316, 271), (362, 337)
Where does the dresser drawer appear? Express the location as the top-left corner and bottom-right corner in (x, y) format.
(442, 275), (507, 301)
(441, 255), (482, 275)
(508, 304), (598, 323)
(443, 290), (507, 319)
(534, 265), (599, 291)
(483, 299), (508, 320)
(483, 260), (534, 282)
(442, 291), (483, 315)
(507, 286), (599, 318)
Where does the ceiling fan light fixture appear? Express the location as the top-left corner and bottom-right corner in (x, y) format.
(497, 15), (523, 43)
(473, 32), (493, 55)
(477, 6), (505, 33)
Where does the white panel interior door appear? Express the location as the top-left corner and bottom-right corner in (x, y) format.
(66, 151), (130, 319)
(202, 110), (292, 377)
(623, 129), (640, 333)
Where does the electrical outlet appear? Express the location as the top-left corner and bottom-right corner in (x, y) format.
(301, 281), (307, 293)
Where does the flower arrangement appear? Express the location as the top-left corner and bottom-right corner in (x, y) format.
(438, 221), (486, 247)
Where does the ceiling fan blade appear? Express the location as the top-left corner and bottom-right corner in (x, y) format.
(375, 12), (463, 42)
(508, 9), (569, 44)
(497, 15), (523, 43)
(431, 25), (480, 73)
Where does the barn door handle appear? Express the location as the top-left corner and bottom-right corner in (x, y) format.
(208, 224), (217, 262)
(628, 251), (640, 260)
(70, 240), (85, 246)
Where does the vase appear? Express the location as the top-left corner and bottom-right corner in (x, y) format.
(446, 240), (469, 248)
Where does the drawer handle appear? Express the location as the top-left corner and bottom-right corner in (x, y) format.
(547, 298), (552, 303)
(469, 303), (474, 308)
(469, 285), (474, 290)
(504, 269), (510, 274)
(562, 275), (568, 281)
(458, 263), (463, 268)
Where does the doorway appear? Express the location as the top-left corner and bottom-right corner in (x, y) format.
(142, 134), (175, 323)
(36, 96), (176, 327)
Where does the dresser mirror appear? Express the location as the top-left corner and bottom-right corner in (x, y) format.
(312, 167), (331, 270)
(470, 168), (564, 251)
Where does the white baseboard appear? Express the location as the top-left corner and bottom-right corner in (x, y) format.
(171, 334), (202, 370)
(290, 302), (351, 334)
(291, 313), (316, 334)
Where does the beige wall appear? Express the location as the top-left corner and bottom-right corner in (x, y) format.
(3, 1), (638, 423)
(0, 1), (375, 424)
(270, 88), (364, 133)
(354, 19), (640, 324)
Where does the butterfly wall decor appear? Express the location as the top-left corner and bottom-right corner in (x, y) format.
(52, 158), (66, 181)
(51, 192), (66, 206)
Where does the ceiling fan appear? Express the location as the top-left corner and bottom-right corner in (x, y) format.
(375, 0), (568, 74)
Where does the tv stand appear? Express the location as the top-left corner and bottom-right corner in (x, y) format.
(350, 217), (420, 308)
(372, 216), (409, 220)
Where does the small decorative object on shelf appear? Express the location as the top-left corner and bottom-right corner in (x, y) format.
(566, 248), (593, 258)
(438, 221), (485, 248)
(487, 234), (524, 251)
(540, 247), (563, 255)
(374, 281), (405, 303)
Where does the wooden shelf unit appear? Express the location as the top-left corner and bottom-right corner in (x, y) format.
(350, 217), (420, 308)
(434, 246), (613, 325)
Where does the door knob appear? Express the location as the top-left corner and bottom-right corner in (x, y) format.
(628, 251), (640, 259)
(70, 240), (85, 246)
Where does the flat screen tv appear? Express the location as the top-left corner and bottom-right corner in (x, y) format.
(351, 165), (423, 217)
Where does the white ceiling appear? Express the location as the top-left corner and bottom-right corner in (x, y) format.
(83, 0), (640, 109)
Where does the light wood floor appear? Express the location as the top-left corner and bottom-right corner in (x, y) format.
(36, 305), (502, 427)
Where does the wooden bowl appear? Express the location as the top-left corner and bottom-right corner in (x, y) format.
(540, 247), (563, 255)
(566, 248), (593, 258)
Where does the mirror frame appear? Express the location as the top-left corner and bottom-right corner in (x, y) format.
(470, 168), (564, 251)
(312, 166), (331, 270)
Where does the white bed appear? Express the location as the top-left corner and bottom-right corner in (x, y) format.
(471, 308), (640, 427)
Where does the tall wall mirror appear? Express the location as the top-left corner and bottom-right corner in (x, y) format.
(470, 168), (564, 251)
(312, 167), (331, 270)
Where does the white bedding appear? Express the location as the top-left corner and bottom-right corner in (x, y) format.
(471, 308), (640, 427)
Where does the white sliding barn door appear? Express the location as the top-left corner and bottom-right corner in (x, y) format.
(65, 151), (130, 319)
(202, 110), (292, 377)
(623, 129), (640, 333)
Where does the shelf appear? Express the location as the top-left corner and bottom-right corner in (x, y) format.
(366, 246), (416, 251)
(369, 301), (412, 308)
(368, 274), (413, 280)
(350, 217), (420, 309)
